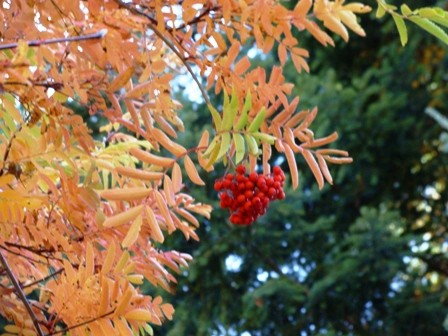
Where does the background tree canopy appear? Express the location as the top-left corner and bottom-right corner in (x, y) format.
(153, 1), (448, 335)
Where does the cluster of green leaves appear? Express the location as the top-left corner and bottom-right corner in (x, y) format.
(205, 90), (271, 166)
(377, 0), (448, 45)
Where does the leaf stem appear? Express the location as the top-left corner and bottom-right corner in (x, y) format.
(0, 251), (46, 336)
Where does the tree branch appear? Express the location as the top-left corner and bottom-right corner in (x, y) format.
(0, 251), (46, 336)
(22, 268), (65, 289)
(0, 30), (107, 51)
(113, 0), (212, 107)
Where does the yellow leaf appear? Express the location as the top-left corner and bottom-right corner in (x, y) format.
(125, 308), (153, 322)
(115, 250), (130, 274)
(102, 241), (116, 275)
(217, 133), (232, 160)
(98, 278), (110, 314)
(121, 216), (142, 248)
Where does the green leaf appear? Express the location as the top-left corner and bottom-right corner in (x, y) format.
(418, 8), (448, 28)
(143, 323), (154, 336)
(217, 132), (231, 160)
(235, 91), (252, 131)
(222, 89), (239, 131)
(400, 4), (413, 16)
(233, 133), (245, 164)
(429, 16), (448, 29)
(252, 132), (276, 144)
(248, 107), (266, 133)
(391, 13), (408, 46)
(418, 7), (445, 18)
(244, 134), (259, 155)
(409, 16), (448, 45)
(208, 104), (222, 131)
(376, 4), (386, 19)
(203, 136), (220, 158)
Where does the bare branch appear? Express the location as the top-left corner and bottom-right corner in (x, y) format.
(0, 30), (107, 51)
(0, 251), (46, 336)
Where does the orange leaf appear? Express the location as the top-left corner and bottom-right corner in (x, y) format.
(278, 43), (288, 65)
(129, 147), (174, 168)
(317, 154), (333, 185)
(108, 66), (134, 92)
(145, 206), (164, 243)
(302, 149), (324, 189)
(184, 155), (205, 186)
(283, 144), (299, 190)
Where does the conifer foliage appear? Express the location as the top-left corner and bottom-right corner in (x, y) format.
(1, 0), (420, 335)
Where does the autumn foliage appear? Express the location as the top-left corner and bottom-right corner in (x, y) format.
(0, 0), (373, 335)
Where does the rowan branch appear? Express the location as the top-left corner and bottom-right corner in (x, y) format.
(0, 251), (46, 336)
(113, 0), (212, 107)
(0, 30), (107, 51)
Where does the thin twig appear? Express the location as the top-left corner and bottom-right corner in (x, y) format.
(22, 268), (65, 289)
(113, 0), (212, 106)
(0, 244), (48, 265)
(48, 310), (115, 336)
(0, 30), (107, 51)
(0, 251), (46, 336)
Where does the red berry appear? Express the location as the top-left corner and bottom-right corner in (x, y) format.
(268, 187), (277, 199)
(245, 181), (255, 190)
(245, 190), (253, 199)
(273, 166), (282, 175)
(252, 196), (261, 205)
(249, 172), (258, 182)
(236, 174), (247, 183)
(256, 176), (266, 189)
(277, 190), (286, 200)
(262, 197), (269, 207)
(230, 214), (240, 224)
(225, 173), (234, 180)
(236, 165), (246, 175)
(222, 179), (231, 189)
(236, 194), (246, 204)
(214, 180), (223, 191)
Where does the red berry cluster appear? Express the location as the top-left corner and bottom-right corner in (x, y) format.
(214, 165), (285, 226)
